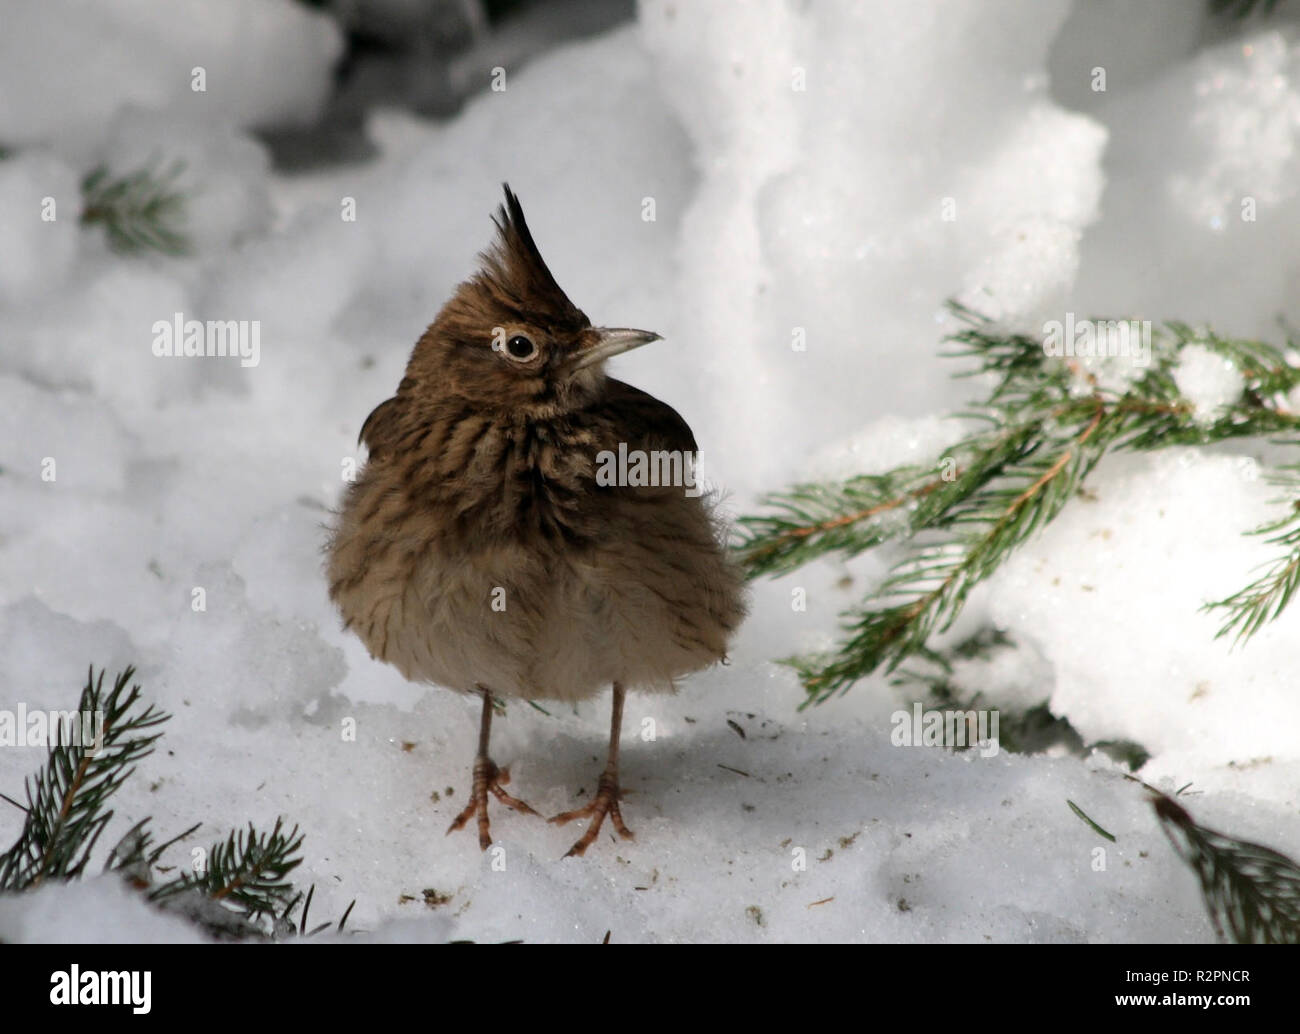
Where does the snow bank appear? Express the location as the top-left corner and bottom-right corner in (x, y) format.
(0, 0), (343, 149)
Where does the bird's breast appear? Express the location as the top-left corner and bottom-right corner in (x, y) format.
(397, 411), (609, 548)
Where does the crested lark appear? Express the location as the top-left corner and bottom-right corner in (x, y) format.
(327, 185), (746, 856)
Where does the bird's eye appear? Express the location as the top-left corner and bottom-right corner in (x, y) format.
(504, 334), (538, 362)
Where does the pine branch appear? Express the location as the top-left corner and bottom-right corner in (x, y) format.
(738, 307), (1300, 704)
(1, 666), (352, 942)
(1204, 465), (1300, 642)
(0, 666), (168, 891)
(105, 817), (348, 942)
(794, 402), (1115, 703)
(149, 818), (304, 922)
(735, 462), (956, 578)
(80, 160), (191, 257)
(1154, 792), (1300, 944)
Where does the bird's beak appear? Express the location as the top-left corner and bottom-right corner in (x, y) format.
(568, 327), (662, 373)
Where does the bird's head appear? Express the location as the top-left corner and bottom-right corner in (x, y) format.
(405, 184), (660, 419)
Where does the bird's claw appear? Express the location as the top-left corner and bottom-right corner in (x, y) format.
(446, 757), (538, 850)
(550, 770), (634, 857)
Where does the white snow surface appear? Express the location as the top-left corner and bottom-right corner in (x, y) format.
(0, 0), (343, 150)
(2, 0), (1300, 943)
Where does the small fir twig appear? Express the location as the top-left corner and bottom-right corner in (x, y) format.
(0, 666), (167, 891)
(1204, 463), (1300, 642)
(737, 306), (1300, 704)
(1, 665), (353, 941)
(1154, 792), (1300, 944)
(80, 160), (191, 256)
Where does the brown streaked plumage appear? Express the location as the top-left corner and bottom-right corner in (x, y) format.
(327, 185), (746, 856)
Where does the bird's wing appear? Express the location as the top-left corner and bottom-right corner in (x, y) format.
(358, 395), (402, 460)
(593, 378), (699, 455)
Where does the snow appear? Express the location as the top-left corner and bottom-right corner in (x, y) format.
(1172, 342), (1247, 422)
(1071, 17), (1300, 334)
(0, 0), (343, 150)
(2, 0), (1299, 943)
(0, 153), (82, 304)
(0, 876), (206, 945)
(986, 448), (1296, 768)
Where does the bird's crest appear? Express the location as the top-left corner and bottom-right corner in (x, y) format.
(471, 184), (588, 330)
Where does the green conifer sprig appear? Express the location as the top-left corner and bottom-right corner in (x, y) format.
(1, 666), (353, 941)
(737, 307), (1300, 705)
(148, 819), (303, 919)
(106, 818), (350, 941)
(1204, 463), (1300, 642)
(80, 161), (191, 257)
(1154, 792), (1300, 944)
(0, 666), (167, 891)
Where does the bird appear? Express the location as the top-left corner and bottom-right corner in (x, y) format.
(326, 184), (747, 857)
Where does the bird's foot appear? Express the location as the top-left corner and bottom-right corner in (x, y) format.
(446, 756), (538, 850)
(550, 769), (634, 857)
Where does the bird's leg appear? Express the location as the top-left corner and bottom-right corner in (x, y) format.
(551, 682), (634, 857)
(446, 686), (538, 850)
